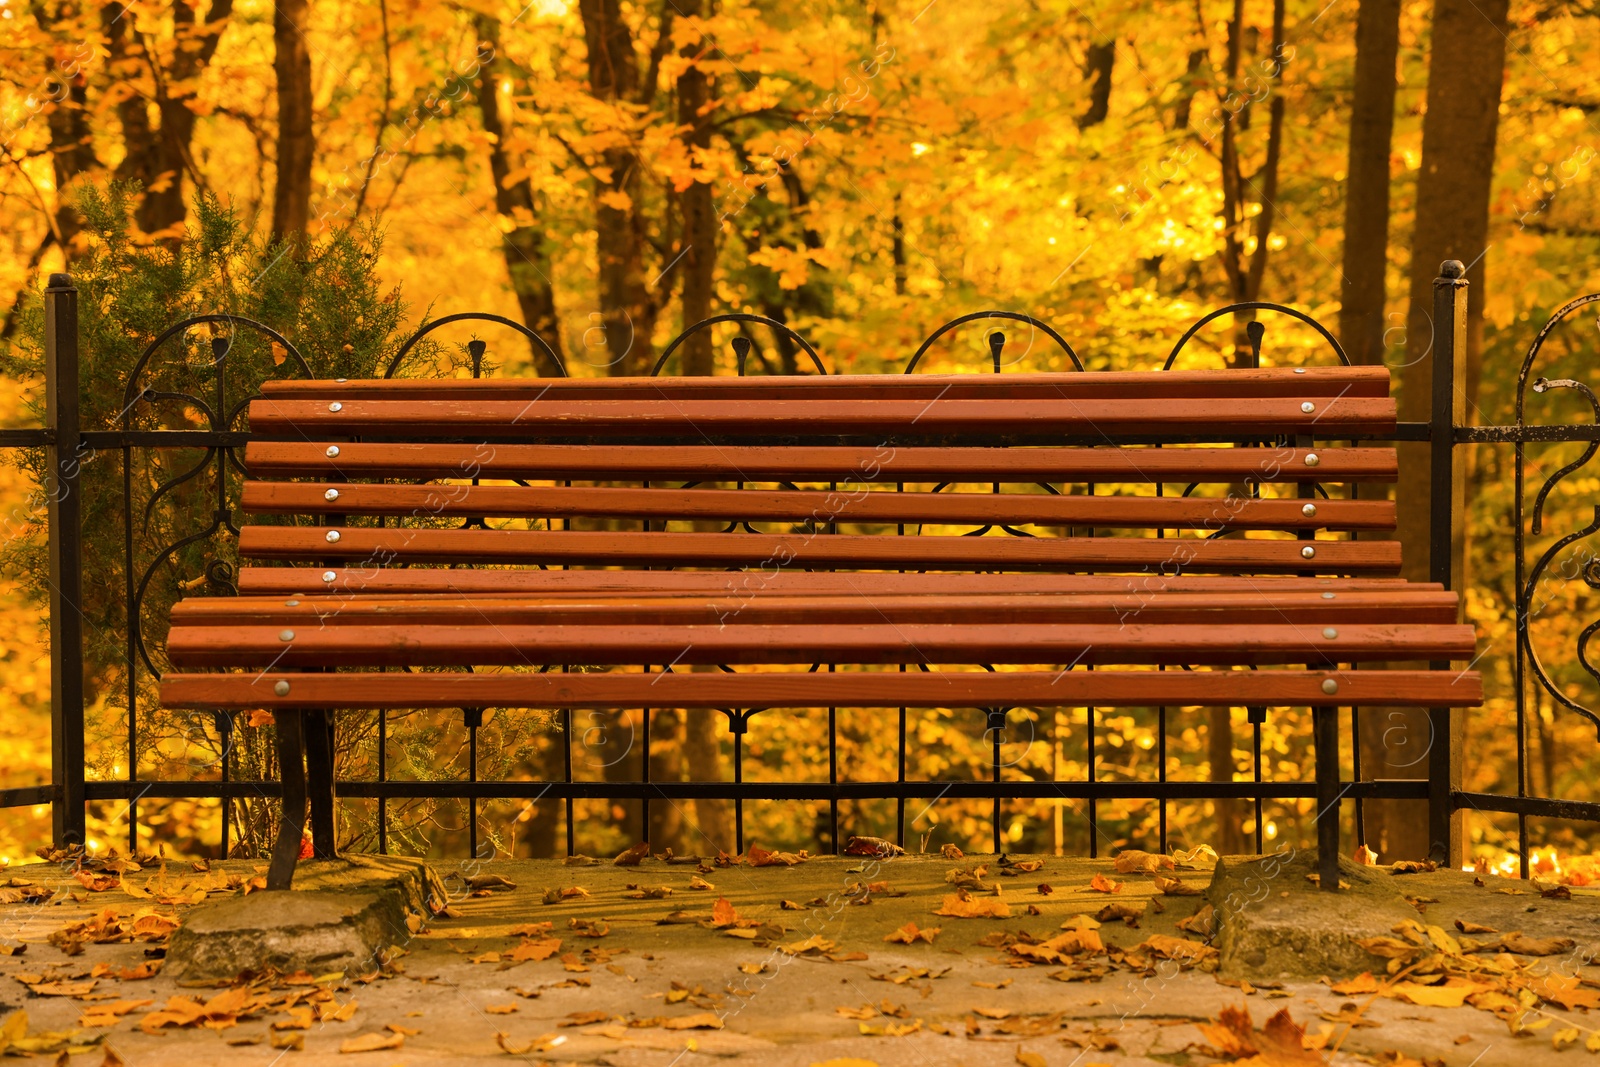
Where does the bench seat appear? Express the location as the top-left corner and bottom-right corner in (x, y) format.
(157, 367), (1481, 889)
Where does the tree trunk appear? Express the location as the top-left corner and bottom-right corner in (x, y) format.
(578, 0), (656, 374)
(42, 3), (97, 258)
(683, 709), (733, 854)
(674, 0), (717, 376)
(475, 15), (564, 375)
(109, 0), (235, 240)
(891, 194), (907, 296)
(1209, 707), (1248, 855)
(271, 0), (314, 244)
(1078, 39), (1115, 129)
(647, 709), (684, 853)
(1383, 0), (1509, 861)
(1172, 48), (1206, 131)
(1338, 0), (1402, 368)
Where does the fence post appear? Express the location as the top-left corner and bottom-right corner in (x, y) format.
(1428, 260), (1468, 867)
(44, 273), (87, 848)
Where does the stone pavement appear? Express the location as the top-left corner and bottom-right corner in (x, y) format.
(1, 851), (1597, 1065)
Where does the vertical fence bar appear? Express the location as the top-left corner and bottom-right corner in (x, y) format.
(45, 274), (86, 848)
(1428, 260), (1468, 868)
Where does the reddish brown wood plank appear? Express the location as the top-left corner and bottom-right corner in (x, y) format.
(164, 620), (1476, 668)
(247, 395), (1396, 437)
(242, 482), (1397, 531)
(161, 668), (1482, 710)
(261, 366), (1392, 401)
(244, 442), (1397, 483)
(237, 526), (1403, 574)
(238, 568), (1430, 596)
(171, 589), (1462, 627)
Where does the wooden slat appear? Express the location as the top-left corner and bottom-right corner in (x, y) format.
(242, 482), (1397, 531)
(237, 527), (1402, 574)
(237, 568), (1431, 596)
(161, 668), (1482, 710)
(172, 589), (1463, 627)
(246, 395), (1396, 438)
(165, 621), (1475, 668)
(260, 367), (1393, 401)
(244, 442), (1398, 483)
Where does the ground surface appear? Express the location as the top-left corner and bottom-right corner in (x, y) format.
(2, 851), (1598, 1066)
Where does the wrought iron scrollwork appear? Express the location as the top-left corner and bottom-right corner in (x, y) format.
(904, 311), (1084, 373)
(650, 313), (826, 376)
(1517, 298), (1600, 742)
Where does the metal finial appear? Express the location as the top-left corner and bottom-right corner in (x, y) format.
(731, 336), (752, 376)
(1246, 320), (1265, 368)
(468, 339), (487, 379)
(988, 331), (1006, 373)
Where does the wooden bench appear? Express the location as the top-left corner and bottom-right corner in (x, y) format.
(158, 366), (1481, 889)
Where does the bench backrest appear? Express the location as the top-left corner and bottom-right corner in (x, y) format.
(237, 368), (1400, 591)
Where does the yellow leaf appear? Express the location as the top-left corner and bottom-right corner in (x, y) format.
(933, 892), (1011, 919)
(339, 1030), (404, 1052)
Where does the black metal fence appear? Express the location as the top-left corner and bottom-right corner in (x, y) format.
(5, 265), (1599, 874)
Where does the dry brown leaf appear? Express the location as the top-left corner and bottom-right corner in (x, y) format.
(711, 897), (741, 928)
(1087, 873), (1122, 893)
(748, 844), (805, 867)
(339, 1031), (404, 1053)
(1328, 972), (1381, 995)
(883, 922), (940, 945)
(663, 1012), (724, 1030)
(614, 842), (651, 866)
(484, 1003), (518, 1014)
(941, 843), (965, 859)
(688, 876), (714, 891)
(1497, 932), (1575, 956)
(934, 892), (1011, 919)
(1112, 850), (1174, 874)
(1454, 919), (1497, 934)
(269, 1032), (303, 1051)
(1154, 876), (1204, 896)
(781, 934), (836, 955)
(509, 937), (561, 962)
(495, 1031), (563, 1054)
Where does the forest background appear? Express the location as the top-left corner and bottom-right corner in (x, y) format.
(0, 0), (1597, 871)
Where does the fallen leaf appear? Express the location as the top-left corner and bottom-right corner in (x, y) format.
(711, 898), (742, 928)
(884, 922), (940, 945)
(1329, 972), (1381, 995)
(614, 843), (651, 866)
(748, 844), (806, 867)
(484, 1004), (517, 1015)
(270, 1032), (303, 1050)
(1354, 844), (1379, 865)
(1154, 876), (1204, 896)
(339, 1031), (404, 1053)
(1498, 932), (1576, 956)
(1172, 844), (1219, 870)
(941, 844), (965, 859)
(934, 892), (1011, 919)
(509, 937), (561, 962)
(1087, 873), (1122, 893)
(688, 876), (714, 891)
(496, 1031), (563, 1054)
(663, 1012), (724, 1030)
(1454, 918), (1497, 934)
(1112, 850), (1174, 874)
